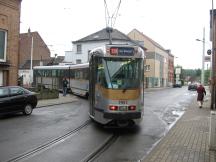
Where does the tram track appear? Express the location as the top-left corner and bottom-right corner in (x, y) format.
(5, 119), (92, 162)
(81, 134), (119, 162)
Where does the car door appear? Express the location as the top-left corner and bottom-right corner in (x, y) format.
(0, 87), (10, 114)
(9, 87), (26, 112)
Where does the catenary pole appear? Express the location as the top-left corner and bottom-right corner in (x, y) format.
(211, 0), (215, 109)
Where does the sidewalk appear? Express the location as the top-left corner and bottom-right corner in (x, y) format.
(36, 93), (79, 108)
(142, 92), (216, 162)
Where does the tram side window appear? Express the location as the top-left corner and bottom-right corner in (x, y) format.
(83, 68), (89, 80)
(43, 70), (53, 77)
(59, 70), (64, 77)
(70, 70), (75, 79)
(35, 70), (41, 77)
(75, 70), (78, 79)
(52, 70), (57, 77)
(80, 71), (83, 79)
(44, 70), (47, 77)
(40, 70), (45, 77)
(75, 70), (80, 79)
(56, 69), (60, 77)
(64, 70), (69, 78)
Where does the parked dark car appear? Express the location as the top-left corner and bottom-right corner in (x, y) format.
(173, 83), (182, 88)
(0, 86), (37, 115)
(188, 84), (197, 91)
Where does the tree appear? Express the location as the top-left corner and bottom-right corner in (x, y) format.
(182, 69), (201, 83)
(204, 69), (210, 85)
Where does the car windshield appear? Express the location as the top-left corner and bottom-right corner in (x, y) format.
(96, 57), (143, 89)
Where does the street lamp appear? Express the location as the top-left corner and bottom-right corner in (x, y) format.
(196, 27), (205, 85)
(28, 28), (34, 87)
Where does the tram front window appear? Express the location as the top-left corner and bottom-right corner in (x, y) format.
(97, 57), (142, 89)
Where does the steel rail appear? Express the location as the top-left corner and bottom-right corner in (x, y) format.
(81, 134), (119, 162)
(5, 119), (92, 162)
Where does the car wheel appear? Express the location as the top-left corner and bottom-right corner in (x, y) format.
(23, 104), (33, 115)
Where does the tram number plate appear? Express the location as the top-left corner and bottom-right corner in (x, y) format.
(119, 100), (127, 104)
(119, 106), (127, 111)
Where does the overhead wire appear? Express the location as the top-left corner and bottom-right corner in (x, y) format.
(104, 0), (110, 27)
(104, 0), (122, 28)
(111, 0), (121, 28)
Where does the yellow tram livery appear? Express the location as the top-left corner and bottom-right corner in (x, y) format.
(89, 44), (145, 127)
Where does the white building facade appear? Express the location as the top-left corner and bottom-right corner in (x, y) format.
(65, 28), (140, 64)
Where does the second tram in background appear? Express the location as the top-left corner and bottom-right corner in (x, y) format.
(33, 64), (89, 97)
(89, 44), (145, 127)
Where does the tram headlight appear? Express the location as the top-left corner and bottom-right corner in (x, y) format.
(109, 105), (118, 111)
(128, 105), (136, 111)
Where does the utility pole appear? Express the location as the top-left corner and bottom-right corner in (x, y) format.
(28, 28), (34, 87)
(30, 36), (33, 84)
(211, 5), (215, 110)
(201, 28), (205, 85)
(196, 28), (206, 85)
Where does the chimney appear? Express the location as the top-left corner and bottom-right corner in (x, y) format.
(28, 28), (31, 37)
(166, 49), (171, 54)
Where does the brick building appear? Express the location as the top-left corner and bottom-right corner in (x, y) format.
(0, 0), (21, 86)
(19, 29), (51, 86)
(19, 29), (51, 68)
(167, 50), (174, 86)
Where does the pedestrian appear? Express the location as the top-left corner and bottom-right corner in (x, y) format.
(62, 77), (68, 96)
(196, 83), (206, 108)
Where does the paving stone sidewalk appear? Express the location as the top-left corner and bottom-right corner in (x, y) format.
(142, 93), (216, 162)
(37, 93), (78, 108)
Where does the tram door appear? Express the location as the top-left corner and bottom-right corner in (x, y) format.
(89, 55), (97, 117)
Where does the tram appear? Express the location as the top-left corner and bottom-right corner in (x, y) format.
(89, 44), (145, 127)
(33, 63), (89, 97)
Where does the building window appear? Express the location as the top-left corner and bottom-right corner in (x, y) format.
(145, 65), (150, 71)
(76, 44), (82, 54)
(76, 59), (82, 64)
(0, 29), (7, 62)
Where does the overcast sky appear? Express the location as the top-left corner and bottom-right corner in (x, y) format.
(20, 0), (212, 69)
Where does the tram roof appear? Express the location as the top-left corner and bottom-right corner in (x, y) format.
(33, 63), (89, 70)
(69, 63), (89, 69)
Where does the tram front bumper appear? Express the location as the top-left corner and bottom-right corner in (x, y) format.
(103, 112), (142, 120)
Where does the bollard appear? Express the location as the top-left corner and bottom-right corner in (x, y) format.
(209, 111), (216, 150)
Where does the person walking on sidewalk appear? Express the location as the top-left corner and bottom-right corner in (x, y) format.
(62, 77), (68, 96)
(196, 84), (206, 108)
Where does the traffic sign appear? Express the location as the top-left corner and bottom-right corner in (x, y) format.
(207, 49), (212, 55)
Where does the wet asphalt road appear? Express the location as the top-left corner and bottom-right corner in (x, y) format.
(0, 86), (196, 162)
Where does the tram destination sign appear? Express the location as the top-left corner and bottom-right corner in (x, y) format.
(110, 47), (134, 56)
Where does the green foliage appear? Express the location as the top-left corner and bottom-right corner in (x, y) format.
(30, 84), (59, 100)
(182, 69), (201, 77)
(204, 69), (210, 84)
(196, 69), (201, 76)
(174, 66), (209, 85)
